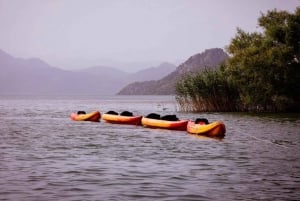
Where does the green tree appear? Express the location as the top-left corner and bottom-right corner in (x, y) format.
(226, 7), (300, 111)
(176, 7), (300, 112)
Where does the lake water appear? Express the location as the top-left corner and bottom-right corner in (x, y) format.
(0, 95), (299, 201)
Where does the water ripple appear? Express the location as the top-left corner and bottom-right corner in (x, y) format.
(0, 97), (299, 200)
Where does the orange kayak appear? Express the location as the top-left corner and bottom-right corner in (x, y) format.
(70, 111), (101, 122)
(141, 117), (188, 131)
(102, 113), (142, 125)
(187, 120), (226, 138)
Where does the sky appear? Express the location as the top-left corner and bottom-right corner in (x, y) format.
(0, 0), (299, 72)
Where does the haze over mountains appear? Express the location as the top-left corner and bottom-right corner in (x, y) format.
(0, 48), (228, 95)
(118, 48), (228, 95)
(0, 49), (176, 95)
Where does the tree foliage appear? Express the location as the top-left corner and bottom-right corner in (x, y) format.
(176, 7), (300, 112)
(226, 7), (300, 111)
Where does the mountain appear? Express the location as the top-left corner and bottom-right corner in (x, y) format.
(76, 62), (176, 91)
(128, 62), (176, 82)
(0, 50), (110, 94)
(78, 65), (129, 80)
(118, 48), (229, 95)
(0, 49), (176, 95)
(76, 66), (130, 93)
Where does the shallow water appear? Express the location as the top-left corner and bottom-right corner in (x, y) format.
(0, 95), (299, 201)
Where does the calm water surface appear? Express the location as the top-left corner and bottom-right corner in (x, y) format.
(0, 95), (299, 201)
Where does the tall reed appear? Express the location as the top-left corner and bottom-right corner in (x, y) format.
(175, 68), (239, 112)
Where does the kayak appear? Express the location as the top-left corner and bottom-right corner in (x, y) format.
(102, 113), (142, 125)
(70, 111), (101, 122)
(187, 120), (226, 138)
(141, 117), (188, 131)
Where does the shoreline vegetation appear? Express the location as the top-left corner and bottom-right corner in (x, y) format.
(176, 7), (300, 113)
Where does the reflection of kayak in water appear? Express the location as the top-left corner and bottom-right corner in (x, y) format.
(70, 111), (101, 122)
(102, 111), (142, 125)
(188, 134), (222, 141)
(187, 119), (226, 138)
(141, 113), (188, 131)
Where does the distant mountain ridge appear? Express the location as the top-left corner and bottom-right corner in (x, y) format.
(128, 62), (176, 82)
(0, 49), (176, 95)
(78, 65), (129, 79)
(118, 48), (229, 95)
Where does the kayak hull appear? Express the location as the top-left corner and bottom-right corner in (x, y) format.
(70, 111), (101, 122)
(141, 117), (188, 131)
(187, 121), (226, 138)
(102, 114), (142, 125)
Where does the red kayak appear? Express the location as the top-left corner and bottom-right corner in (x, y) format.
(187, 120), (226, 138)
(141, 117), (188, 131)
(70, 111), (101, 122)
(102, 113), (142, 125)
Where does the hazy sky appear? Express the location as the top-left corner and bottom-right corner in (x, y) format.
(0, 0), (299, 71)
